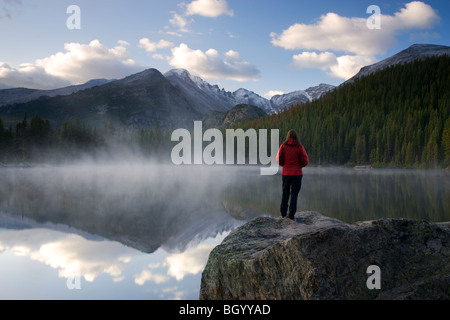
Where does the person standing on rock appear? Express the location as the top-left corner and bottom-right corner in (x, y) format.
(276, 129), (309, 220)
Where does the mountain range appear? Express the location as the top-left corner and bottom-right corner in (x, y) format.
(0, 68), (335, 113)
(0, 79), (112, 107)
(0, 43), (449, 130)
(0, 67), (335, 129)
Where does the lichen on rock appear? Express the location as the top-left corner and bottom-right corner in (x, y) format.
(200, 211), (450, 300)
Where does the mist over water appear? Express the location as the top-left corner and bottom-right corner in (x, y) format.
(0, 162), (448, 299)
(2, 162), (447, 248)
(0, 162), (253, 252)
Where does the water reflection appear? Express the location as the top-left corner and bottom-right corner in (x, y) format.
(0, 163), (251, 299)
(0, 219), (230, 300)
(0, 227), (134, 283)
(0, 163), (448, 299)
(0, 164), (249, 253)
(225, 167), (450, 223)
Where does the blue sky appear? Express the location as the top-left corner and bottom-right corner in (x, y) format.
(0, 0), (449, 97)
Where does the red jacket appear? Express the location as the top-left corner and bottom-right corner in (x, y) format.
(276, 139), (309, 176)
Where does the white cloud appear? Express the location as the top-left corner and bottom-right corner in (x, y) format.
(271, 1), (440, 80)
(329, 55), (377, 80)
(167, 0), (233, 35)
(37, 40), (140, 83)
(0, 229), (135, 283)
(0, 40), (142, 89)
(117, 40), (130, 46)
(292, 51), (338, 70)
(264, 90), (284, 99)
(165, 244), (215, 281)
(0, 62), (72, 89)
(271, 13), (383, 56)
(290, 51), (377, 80)
(227, 32), (238, 39)
(166, 31), (183, 37)
(169, 12), (190, 32)
(271, 1), (440, 56)
(134, 269), (169, 285)
(185, 0), (233, 18)
(138, 38), (174, 53)
(385, 1), (441, 30)
(169, 43), (260, 82)
(152, 53), (167, 60)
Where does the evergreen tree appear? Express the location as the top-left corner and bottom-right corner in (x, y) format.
(442, 117), (450, 167)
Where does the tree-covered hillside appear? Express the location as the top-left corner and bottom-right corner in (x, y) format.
(0, 113), (169, 163)
(237, 55), (450, 168)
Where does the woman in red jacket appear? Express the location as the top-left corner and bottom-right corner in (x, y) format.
(276, 129), (309, 220)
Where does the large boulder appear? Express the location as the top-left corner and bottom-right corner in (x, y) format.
(200, 212), (450, 300)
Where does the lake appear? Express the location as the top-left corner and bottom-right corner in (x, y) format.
(0, 163), (448, 300)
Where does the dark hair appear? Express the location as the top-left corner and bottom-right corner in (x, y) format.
(283, 129), (300, 145)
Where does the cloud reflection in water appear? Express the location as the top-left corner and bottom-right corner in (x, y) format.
(0, 226), (229, 299)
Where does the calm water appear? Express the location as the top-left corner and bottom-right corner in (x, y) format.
(0, 163), (448, 300)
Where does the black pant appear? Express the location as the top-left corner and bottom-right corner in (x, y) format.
(280, 175), (303, 219)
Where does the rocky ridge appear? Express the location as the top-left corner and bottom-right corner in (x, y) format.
(221, 104), (267, 127)
(165, 68), (334, 114)
(0, 79), (112, 107)
(346, 44), (450, 83)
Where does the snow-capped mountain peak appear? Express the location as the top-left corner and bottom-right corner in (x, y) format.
(305, 83), (336, 101)
(163, 68), (334, 114)
(346, 44), (450, 83)
(165, 68), (215, 91)
(164, 68), (191, 81)
(270, 90), (310, 112)
(269, 84), (336, 112)
(164, 68), (235, 113)
(232, 88), (273, 114)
